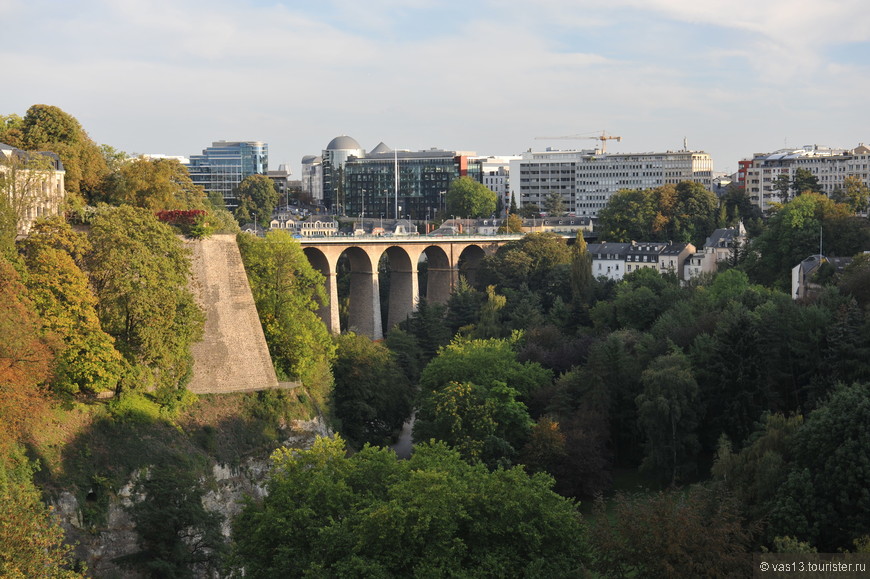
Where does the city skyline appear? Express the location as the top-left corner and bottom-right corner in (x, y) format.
(3, 0), (868, 177)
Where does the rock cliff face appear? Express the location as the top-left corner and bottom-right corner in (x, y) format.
(53, 417), (332, 577)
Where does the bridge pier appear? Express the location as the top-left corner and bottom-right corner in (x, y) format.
(387, 264), (419, 331)
(323, 270), (340, 335)
(348, 270), (383, 340)
(427, 266), (455, 305)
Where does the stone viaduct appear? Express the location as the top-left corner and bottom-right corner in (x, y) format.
(298, 235), (524, 340)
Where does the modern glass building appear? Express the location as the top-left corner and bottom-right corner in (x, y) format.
(341, 145), (481, 220)
(187, 141), (268, 208)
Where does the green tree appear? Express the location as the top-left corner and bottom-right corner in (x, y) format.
(746, 193), (869, 289)
(720, 183), (762, 231)
(518, 202), (541, 218)
(15, 104), (108, 199)
(237, 230), (335, 399)
(597, 188), (657, 242)
(711, 413), (803, 530)
(475, 284), (507, 338)
(86, 205), (204, 395)
(444, 276), (482, 335)
(332, 332), (413, 447)
(592, 267), (684, 332)
(232, 437), (589, 577)
(774, 173), (792, 202)
(838, 253), (870, 308)
(636, 348), (700, 485)
(234, 174), (279, 226)
(116, 460), (225, 578)
(105, 157), (205, 211)
(833, 175), (870, 214)
(396, 299), (451, 365)
(769, 382), (870, 551)
(478, 232), (572, 294)
(445, 176), (496, 219)
(414, 380), (533, 465)
(597, 183), (719, 246)
(419, 336), (552, 400)
(570, 230), (593, 307)
(542, 191), (566, 216)
(20, 223), (125, 397)
(792, 168), (821, 196)
(0, 446), (85, 579)
(590, 485), (755, 578)
(497, 212), (523, 233)
(670, 181), (720, 245)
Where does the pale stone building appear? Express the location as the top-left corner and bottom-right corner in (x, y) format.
(0, 142), (65, 236)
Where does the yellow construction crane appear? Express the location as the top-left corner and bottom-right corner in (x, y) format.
(535, 130), (622, 153)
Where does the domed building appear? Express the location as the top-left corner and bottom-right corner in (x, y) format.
(322, 136), (365, 212)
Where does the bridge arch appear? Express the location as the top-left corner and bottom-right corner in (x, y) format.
(457, 244), (487, 287)
(302, 246), (339, 335)
(382, 245), (418, 332)
(340, 246), (382, 339)
(422, 245), (452, 305)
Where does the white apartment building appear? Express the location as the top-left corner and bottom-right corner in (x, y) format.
(474, 155), (520, 216)
(743, 144), (870, 211)
(510, 148), (713, 218)
(586, 241), (696, 282)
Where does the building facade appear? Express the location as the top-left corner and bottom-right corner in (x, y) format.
(315, 136), (482, 220)
(187, 140), (268, 209)
(0, 142), (65, 236)
(301, 155), (324, 205)
(510, 148), (714, 217)
(742, 144), (870, 211)
(321, 136), (365, 213)
(475, 155), (520, 216)
(267, 164), (293, 209)
(587, 240), (696, 282)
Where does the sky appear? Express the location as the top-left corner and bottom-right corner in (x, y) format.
(3, 0), (869, 177)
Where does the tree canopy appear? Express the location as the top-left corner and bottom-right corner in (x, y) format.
(232, 436), (589, 578)
(445, 176), (496, 219)
(86, 205), (203, 395)
(745, 192), (870, 289)
(597, 182), (720, 246)
(20, 219), (125, 396)
(331, 332), (413, 448)
(237, 230), (335, 400)
(0, 104), (108, 199)
(233, 174), (279, 226)
(103, 157), (205, 211)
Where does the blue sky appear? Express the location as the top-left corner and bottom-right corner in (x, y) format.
(2, 0), (868, 176)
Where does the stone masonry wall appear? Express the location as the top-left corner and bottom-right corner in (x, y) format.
(185, 234), (279, 393)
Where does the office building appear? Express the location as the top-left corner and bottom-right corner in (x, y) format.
(187, 140), (268, 208)
(301, 155), (324, 205)
(510, 148), (713, 217)
(742, 144), (870, 211)
(317, 135), (481, 220)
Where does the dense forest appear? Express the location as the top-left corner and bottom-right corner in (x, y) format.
(3, 105), (870, 577)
